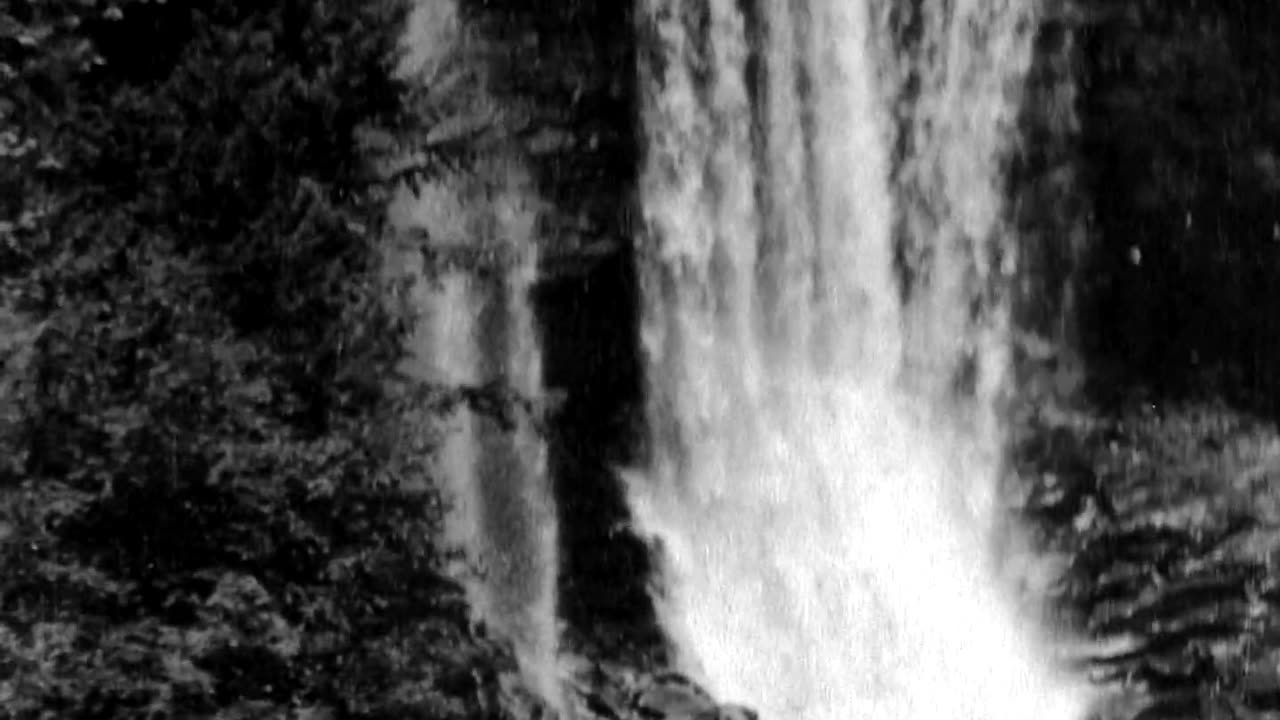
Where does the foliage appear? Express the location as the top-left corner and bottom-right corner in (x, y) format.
(1, 1), (519, 717)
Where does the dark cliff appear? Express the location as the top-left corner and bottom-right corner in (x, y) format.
(1071, 1), (1280, 414)
(458, 0), (665, 662)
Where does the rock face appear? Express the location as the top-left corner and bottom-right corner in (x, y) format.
(456, 0), (663, 662)
(566, 666), (757, 720)
(1014, 405), (1280, 720)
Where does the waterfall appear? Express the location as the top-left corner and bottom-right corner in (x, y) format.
(393, 158), (562, 706)
(394, 0), (562, 705)
(627, 2), (1092, 719)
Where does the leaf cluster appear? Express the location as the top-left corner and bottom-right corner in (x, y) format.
(1, 1), (518, 717)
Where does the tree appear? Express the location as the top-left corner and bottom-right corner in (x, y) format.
(1, 2), (518, 716)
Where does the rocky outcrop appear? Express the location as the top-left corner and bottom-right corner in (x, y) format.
(564, 664), (757, 720)
(1013, 404), (1280, 720)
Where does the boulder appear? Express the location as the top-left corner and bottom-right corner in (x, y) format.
(629, 671), (717, 720)
(566, 662), (758, 720)
(697, 704), (759, 720)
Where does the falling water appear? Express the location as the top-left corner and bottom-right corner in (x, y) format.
(627, 2), (1092, 720)
(393, 160), (562, 706)
(394, 0), (562, 704)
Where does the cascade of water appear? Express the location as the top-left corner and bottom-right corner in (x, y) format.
(629, 2), (1092, 720)
(394, 0), (562, 706)
(392, 160), (562, 706)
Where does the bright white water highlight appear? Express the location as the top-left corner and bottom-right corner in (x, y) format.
(629, 2), (1090, 720)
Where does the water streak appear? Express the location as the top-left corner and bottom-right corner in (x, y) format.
(395, 0), (561, 704)
(630, 2), (1091, 719)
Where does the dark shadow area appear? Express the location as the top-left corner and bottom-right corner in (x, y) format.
(535, 251), (662, 661)
(1071, 1), (1280, 416)
(458, 0), (665, 661)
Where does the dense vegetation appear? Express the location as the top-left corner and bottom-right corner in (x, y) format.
(1, 2), (521, 717)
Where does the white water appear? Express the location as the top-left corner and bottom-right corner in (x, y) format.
(628, 2), (1091, 720)
(394, 1), (561, 705)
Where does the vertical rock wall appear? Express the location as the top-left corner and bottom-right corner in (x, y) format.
(1010, 1), (1089, 403)
(457, 0), (666, 662)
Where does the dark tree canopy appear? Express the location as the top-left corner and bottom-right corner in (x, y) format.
(1, 2), (518, 717)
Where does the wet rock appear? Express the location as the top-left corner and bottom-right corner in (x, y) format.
(1016, 406), (1280, 720)
(1241, 652), (1280, 710)
(1020, 460), (1113, 528)
(629, 671), (717, 720)
(698, 704), (759, 720)
(565, 662), (756, 720)
(1128, 688), (1204, 720)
